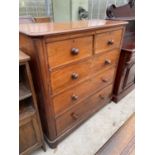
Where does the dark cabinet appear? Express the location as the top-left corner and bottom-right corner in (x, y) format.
(113, 47), (135, 102)
(106, 0), (135, 102)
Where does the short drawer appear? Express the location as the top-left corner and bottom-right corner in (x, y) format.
(47, 36), (93, 68)
(53, 79), (92, 117)
(56, 84), (113, 135)
(50, 59), (92, 93)
(95, 29), (123, 54)
(93, 49), (120, 73)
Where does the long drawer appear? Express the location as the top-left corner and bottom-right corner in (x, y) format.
(56, 84), (113, 135)
(52, 67), (116, 117)
(50, 59), (92, 93)
(52, 79), (92, 117)
(50, 50), (119, 93)
(47, 36), (93, 68)
(95, 29), (123, 54)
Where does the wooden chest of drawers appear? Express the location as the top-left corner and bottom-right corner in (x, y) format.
(19, 20), (127, 148)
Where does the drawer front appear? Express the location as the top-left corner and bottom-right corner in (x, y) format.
(95, 29), (123, 54)
(93, 49), (120, 73)
(53, 68), (116, 116)
(50, 59), (92, 93)
(88, 84), (113, 109)
(47, 36), (93, 68)
(53, 79), (92, 117)
(91, 67), (116, 91)
(56, 84), (113, 135)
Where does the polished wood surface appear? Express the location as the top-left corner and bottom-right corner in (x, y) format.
(95, 114), (135, 155)
(50, 58), (92, 93)
(113, 47), (135, 102)
(56, 84), (113, 135)
(19, 51), (45, 154)
(95, 28), (123, 54)
(93, 49), (120, 73)
(19, 20), (127, 148)
(53, 67), (116, 117)
(47, 35), (93, 68)
(19, 20), (127, 36)
(53, 79), (92, 117)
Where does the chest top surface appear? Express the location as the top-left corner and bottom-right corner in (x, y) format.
(19, 20), (127, 37)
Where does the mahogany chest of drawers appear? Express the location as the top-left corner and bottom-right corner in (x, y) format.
(19, 20), (127, 148)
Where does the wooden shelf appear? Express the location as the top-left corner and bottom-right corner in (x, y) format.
(20, 105), (35, 120)
(19, 82), (32, 101)
(19, 51), (45, 153)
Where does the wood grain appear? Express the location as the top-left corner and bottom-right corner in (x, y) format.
(19, 20), (128, 36)
(95, 114), (135, 155)
(95, 29), (123, 54)
(53, 67), (116, 117)
(106, 1), (135, 102)
(93, 49), (120, 73)
(56, 84), (113, 135)
(19, 51), (45, 154)
(50, 58), (92, 93)
(19, 20), (127, 148)
(47, 36), (93, 68)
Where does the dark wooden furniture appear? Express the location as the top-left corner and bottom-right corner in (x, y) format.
(19, 51), (46, 154)
(107, 0), (135, 102)
(95, 113), (135, 155)
(19, 20), (127, 148)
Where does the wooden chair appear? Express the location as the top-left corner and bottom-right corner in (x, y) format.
(34, 17), (52, 23)
(19, 16), (35, 24)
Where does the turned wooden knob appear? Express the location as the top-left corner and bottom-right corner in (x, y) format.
(72, 94), (78, 101)
(71, 48), (79, 55)
(71, 72), (79, 80)
(99, 94), (105, 100)
(101, 78), (109, 83)
(107, 40), (114, 45)
(105, 59), (111, 65)
(71, 112), (79, 120)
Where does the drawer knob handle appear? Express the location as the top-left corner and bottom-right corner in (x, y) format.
(99, 94), (105, 100)
(71, 72), (79, 80)
(101, 78), (109, 83)
(105, 59), (111, 65)
(71, 48), (79, 55)
(107, 40), (114, 45)
(72, 94), (79, 101)
(71, 112), (79, 120)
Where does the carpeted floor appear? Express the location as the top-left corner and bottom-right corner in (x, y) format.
(32, 90), (135, 155)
